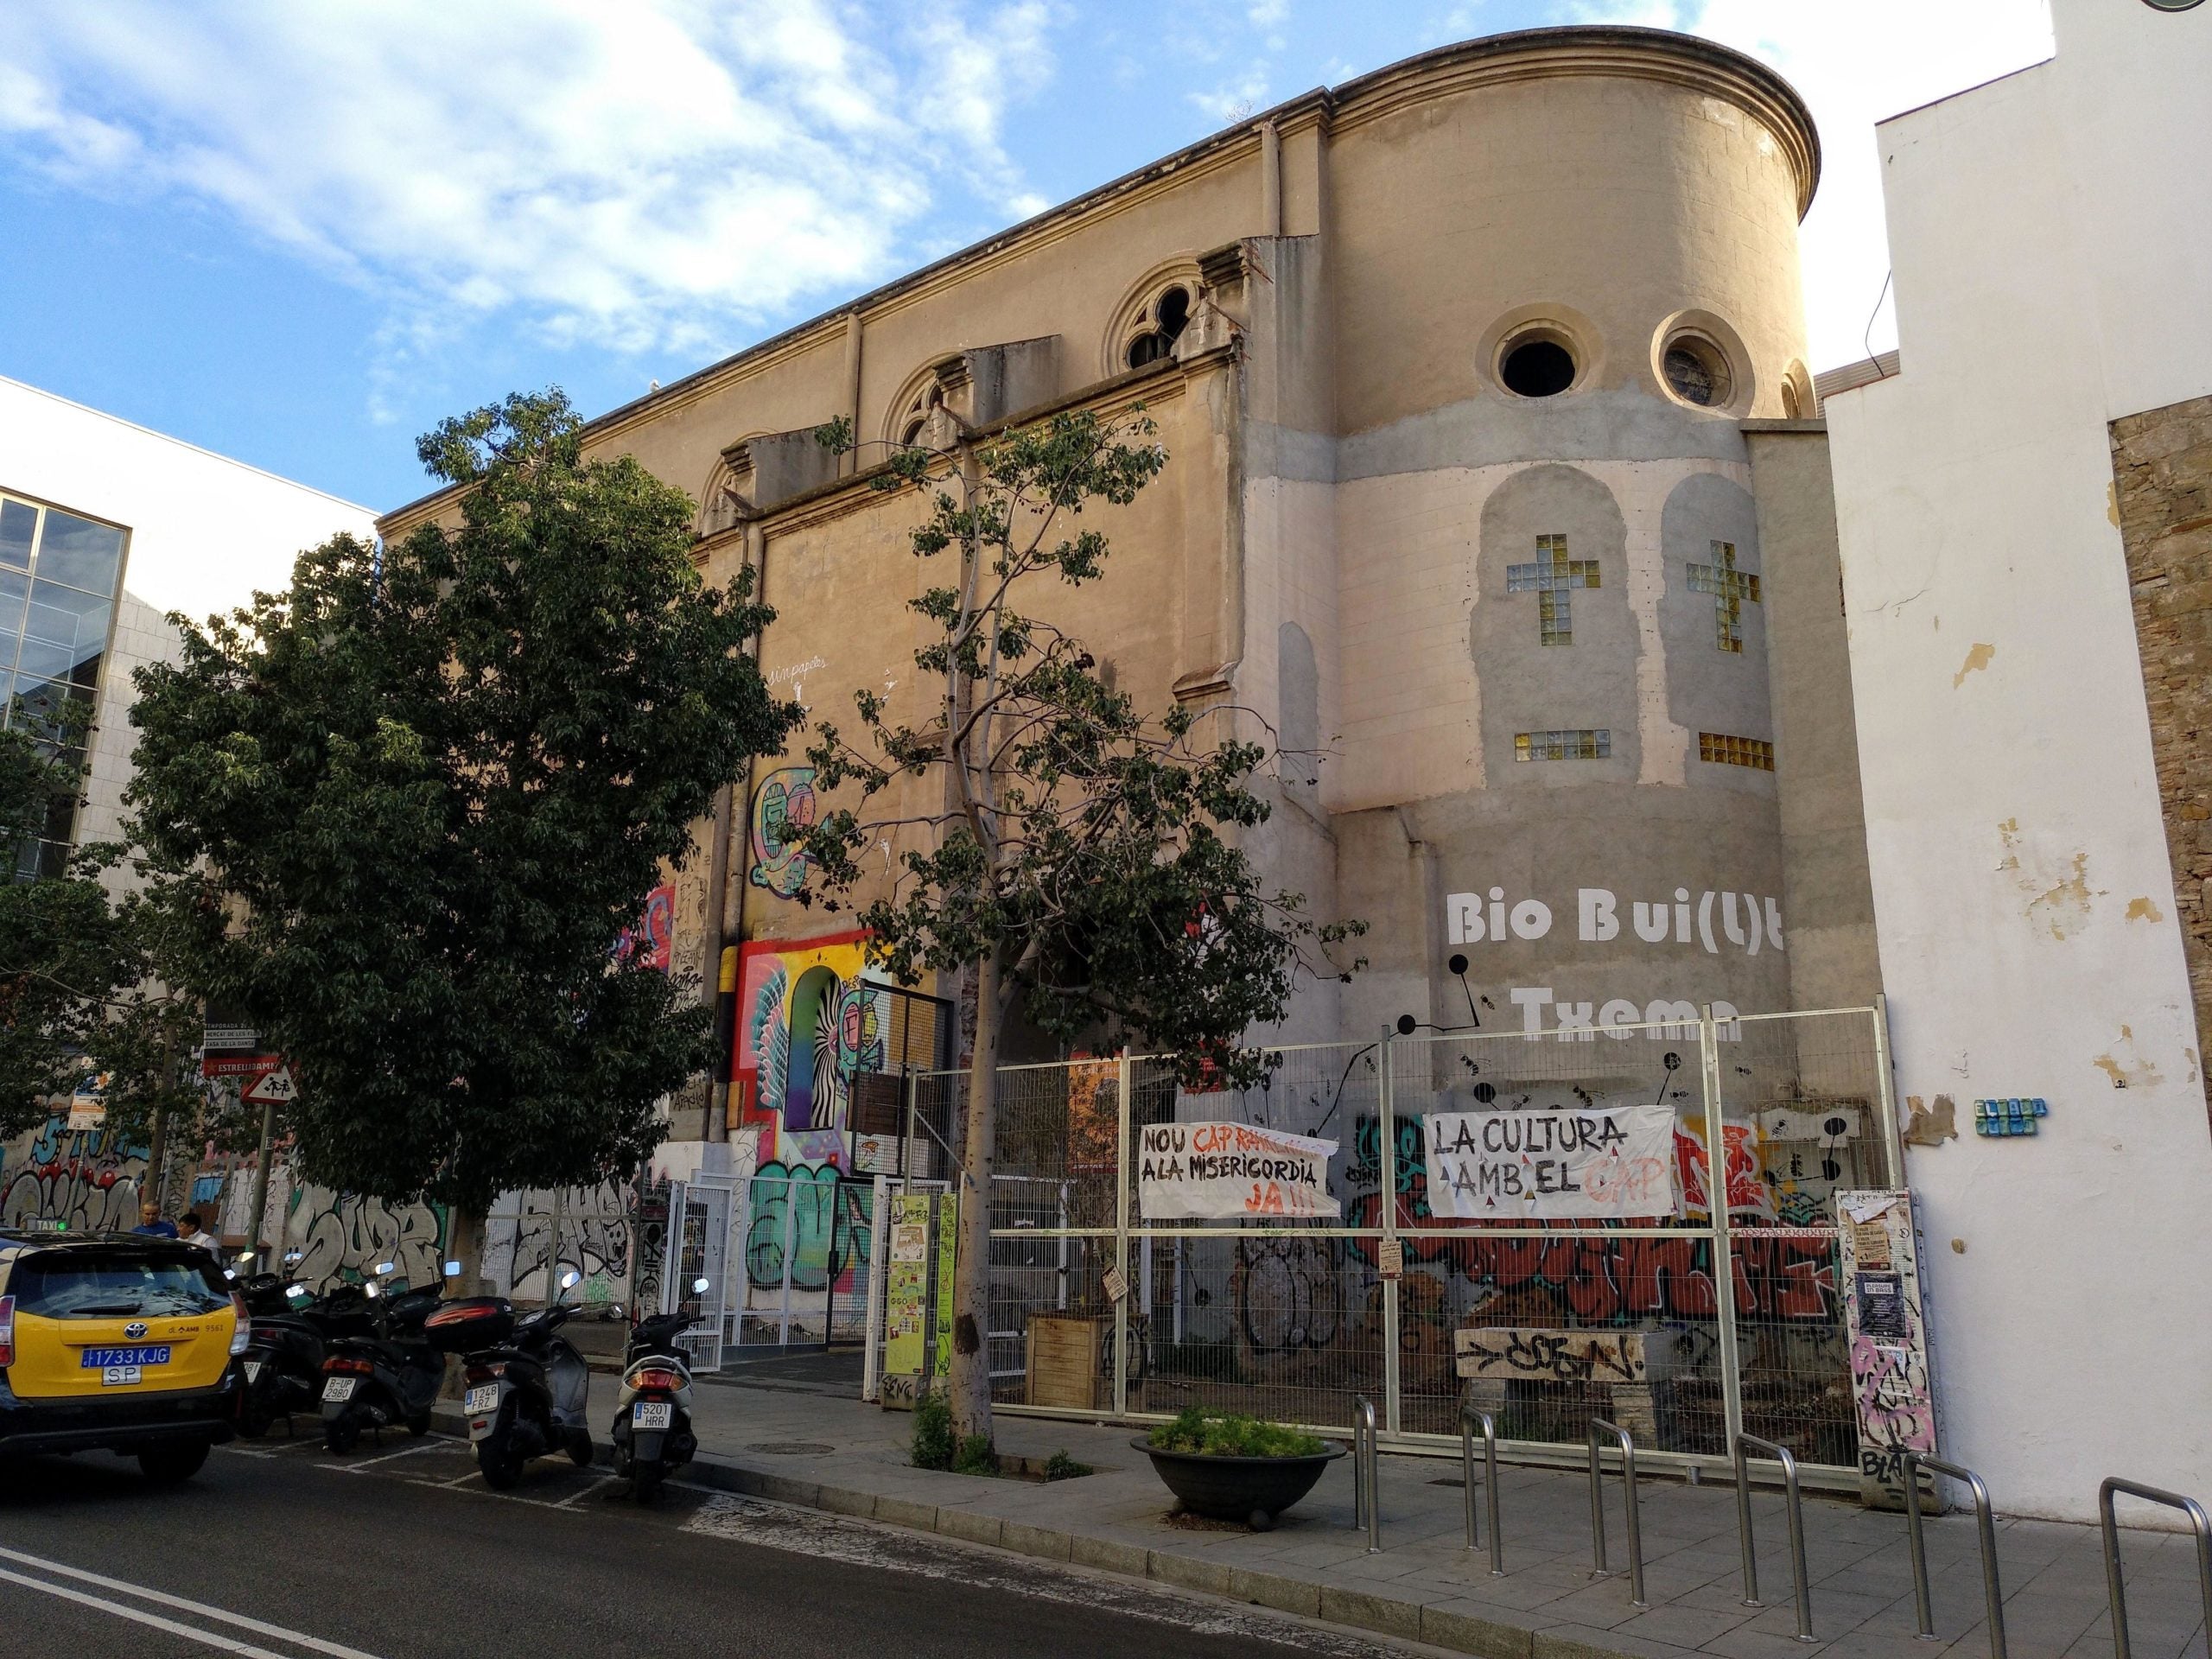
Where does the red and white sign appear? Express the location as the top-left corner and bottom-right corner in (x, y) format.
(1136, 1122), (1339, 1220)
(242, 1065), (298, 1105)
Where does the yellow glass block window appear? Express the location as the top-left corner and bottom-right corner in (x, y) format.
(1698, 732), (1775, 770)
(1507, 533), (1600, 645)
(1687, 540), (1762, 653)
(1515, 728), (1612, 762)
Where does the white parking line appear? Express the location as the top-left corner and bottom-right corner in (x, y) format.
(0, 1546), (385, 1659)
(338, 1440), (447, 1471)
(552, 1475), (618, 1509)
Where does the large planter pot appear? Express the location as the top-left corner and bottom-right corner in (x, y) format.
(1132, 1437), (1347, 1530)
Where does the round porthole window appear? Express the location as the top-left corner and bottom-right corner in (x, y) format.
(1662, 337), (1732, 407)
(1499, 336), (1577, 398)
(2141, 0), (2203, 12)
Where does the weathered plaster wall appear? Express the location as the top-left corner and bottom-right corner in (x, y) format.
(1825, 0), (2212, 1518)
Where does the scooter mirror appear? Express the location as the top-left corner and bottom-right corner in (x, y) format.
(286, 1283), (309, 1298)
(283, 1250), (303, 1265)
(692, 1277), (710, 1294)
(365, 1281), (380, 1299)
(373, 1262), (396, 1276)
(559, 1270), (582, 1290)
(443, 1261), (462, 1278)
(235, 1249), (257, 1264)
(224, 1269), (237, 1281)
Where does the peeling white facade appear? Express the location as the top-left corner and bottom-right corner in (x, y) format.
(1825, 0), (2212, 1519)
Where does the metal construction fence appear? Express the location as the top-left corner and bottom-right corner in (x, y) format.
(891, 1004), (1901, 1484)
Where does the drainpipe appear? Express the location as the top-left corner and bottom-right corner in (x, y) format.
(840, 313), (864, 477)
(709, 514), (771, 1145)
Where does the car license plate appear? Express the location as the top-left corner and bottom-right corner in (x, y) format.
(465, 1385), (499, 1414)
(322, 1376), (357, 1402)
(101, 1365), (143, 1387)
(82, 1345), (169, 1369)
(243, 1359), (262, 1383)
(632, 1402), (672, 1429)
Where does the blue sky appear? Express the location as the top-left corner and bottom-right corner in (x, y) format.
(0, 1), (2055, 512)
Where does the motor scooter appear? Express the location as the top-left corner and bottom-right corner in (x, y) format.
(318, 1260), (458, 1453)
(610, 1277), (709, 1499)
(431, 1269), (594, 1489)
(236, 1251), (372, 1438)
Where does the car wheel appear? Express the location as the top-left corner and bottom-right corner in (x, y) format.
(139, 1440), (210, 1484)
(324, 1411), (362, 1456)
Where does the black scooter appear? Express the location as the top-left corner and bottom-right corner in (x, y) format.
(236, 1254), (372, 1438)
(436, 1270), (594, 1489)
(318, 1261), (455, 1453)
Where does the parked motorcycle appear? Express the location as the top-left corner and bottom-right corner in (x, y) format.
(430, 1270), (594, 1490)
(610, 1278), (709, 1500)
(318, 1260), (457, 1453)
(236, 1252), (373, 1438)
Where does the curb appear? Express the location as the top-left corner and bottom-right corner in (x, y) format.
(423, 1408), (1679, 1659)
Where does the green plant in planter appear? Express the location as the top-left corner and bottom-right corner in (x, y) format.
(1044, 1450), (1093, 1481)
(912, 1390), (955, 1471)
(1147, 1408), (1325, 1458)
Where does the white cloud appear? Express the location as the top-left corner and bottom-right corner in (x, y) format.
(0, 0), (1058, 366)
(1568, 0), (2056, 371)
(1190, 67), (1274, 126)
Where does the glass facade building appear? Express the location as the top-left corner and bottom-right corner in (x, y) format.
(1, 489), (127, 879)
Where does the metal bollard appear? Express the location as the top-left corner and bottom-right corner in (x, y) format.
(1587, 1419), (1647, 1607)
(1461, 1403), (1503, 1577)
(2099, 1477), (2212, 1659)
(1734, 1433), (1815, 1643)
(1903, 1452), (2006, 1659)
(1351, 1395), (1381, 1553)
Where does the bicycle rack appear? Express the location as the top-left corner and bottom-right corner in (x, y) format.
(1734, 1433), (1816, 1643)
(2098, 1477), (2212, 1659)
(1460, 1403), (1503, 1577)
(1903, 1452), (2006, 1658)
(1351, 1395), (1382, 1554)
(1587, 1418), (1647, 1607)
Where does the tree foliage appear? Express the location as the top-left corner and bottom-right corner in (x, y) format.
(126, 390), (801, 1209)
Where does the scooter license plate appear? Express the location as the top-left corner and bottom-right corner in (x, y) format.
(632, 1402), (672, 1429)
(244, 1359), (262, 1383)
(465, 1385), (499, 1414)
(322, 1376), (357, 1402)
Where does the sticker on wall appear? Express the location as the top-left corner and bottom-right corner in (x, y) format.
(1973, 1097), (2048, 1137)
(1837, 1189), (1936, 1510)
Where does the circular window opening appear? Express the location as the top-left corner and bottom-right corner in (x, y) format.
(1662, 337), (1732, 408)
(1500, 337), (1577, 398)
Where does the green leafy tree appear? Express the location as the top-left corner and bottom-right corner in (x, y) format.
(802, 408), (1363, 1442)
(125, 391), (801, 1210)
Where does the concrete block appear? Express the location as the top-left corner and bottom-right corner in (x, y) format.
(1147, 1550), (1235, 1597)
(935, 1508), (1005, 1548)
(1000, 1522), (1073, 1562)
(873, 1495), (939, 1532)
(1419, 1601), (1539, 1659)
(1226, 1567), (1321, 1618)
(814, 1484), (877, 1519)
(1071, 1535), (1152, 1579)
(1317, 1584), (1426, 1642)
(749, 1472), (821, 1508)
(1532, 1626), (1702, 1659)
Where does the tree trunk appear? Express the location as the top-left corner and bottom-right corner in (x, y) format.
(947, 950), (1001, 1442)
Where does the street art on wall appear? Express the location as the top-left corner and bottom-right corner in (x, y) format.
(1837, 1188), (1935, 1503)
(0, 1115), (146, 1234)
(733, 931), (888, 1170)
(748, 766), (817, 899)
(615, 885), (676, 971)
(285, 1184), (450, 1290)
(480, 1179), (634, 1306)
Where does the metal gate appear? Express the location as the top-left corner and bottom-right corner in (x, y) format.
(890, 1003), (1909, 1486)
(660, 1175), (735, 1373)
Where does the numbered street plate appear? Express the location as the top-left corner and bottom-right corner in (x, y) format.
(632, 1402), (672, 1429)
(464, 1384), (499, 1414)
(82, 1345), (169, 1369)
(321, 1376), (357, 1402)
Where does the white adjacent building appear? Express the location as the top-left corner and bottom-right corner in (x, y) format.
(1825, 0), (2212, 1517)
(0, 375), (374, 873)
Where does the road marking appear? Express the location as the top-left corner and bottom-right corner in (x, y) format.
(340, 1440), (446, 1470)
(0, 1548), (385, 1659)
(553, 1475), (618, 1508)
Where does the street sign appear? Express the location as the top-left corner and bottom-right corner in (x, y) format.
(242, 1065), (297, 1105)
(203, 1052), (280, 1078)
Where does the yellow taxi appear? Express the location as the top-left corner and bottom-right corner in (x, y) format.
(0, 1228), (245, 1482)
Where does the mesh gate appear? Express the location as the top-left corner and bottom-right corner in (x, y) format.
(926, 1004), (1901, 1478)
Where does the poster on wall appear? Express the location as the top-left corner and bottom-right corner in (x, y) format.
(1424, 1103), (1678, 1220)
(1136, 1122), (1339, 1220)
(1673, 1120), (1776, 1218)
(1837, 1187), (1936, 1510)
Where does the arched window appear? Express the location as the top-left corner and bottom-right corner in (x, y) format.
(1124, 284), (1192, 368)
(892, 379), (946, 449)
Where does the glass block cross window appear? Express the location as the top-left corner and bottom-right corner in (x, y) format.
(1698, 732), (1775, 770)
(1, 491), (128, 880)
(1687, 539), (1762, 653)
(1506, 533), (1599, 645)
(1515, 728), (1611, 762)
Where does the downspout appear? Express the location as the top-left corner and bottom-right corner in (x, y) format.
(708, 514), (770, 1145)
(840, 312), (865, 477)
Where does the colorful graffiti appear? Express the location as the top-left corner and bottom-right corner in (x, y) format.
(615, 884), (676, 971)
(748, 766), (817, 899)
(481, 1179), (634, 1306)
(0, 1116), (146, 1234)
(733, 931), (887, 1169)
(285, 1184), (450, 1290)
(742, 1160), (872, 1295)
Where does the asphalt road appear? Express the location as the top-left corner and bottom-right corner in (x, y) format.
(0, 1432), (1433, 1659)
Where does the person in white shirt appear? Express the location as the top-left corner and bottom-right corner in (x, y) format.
(176, 1211), (221, 1258)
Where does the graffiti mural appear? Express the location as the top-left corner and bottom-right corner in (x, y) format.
(480, 1179), (634, 1306)
(733, 931), (888, 1170)
(743, 1161), (855, 1294)
(615, 884), (676, 971)
(0, 1115), (146, 1234)
(285, 1185), (449, 1290)
(1838, 1188), (1935, 1498)
(748, 766), (817, 899)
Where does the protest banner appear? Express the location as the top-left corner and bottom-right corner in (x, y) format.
(1424, 1102), (1679, 1219)
(1136, 1121), (1339, 1220)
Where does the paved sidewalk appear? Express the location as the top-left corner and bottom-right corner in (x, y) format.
(611, 1361), (2208, 1659)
